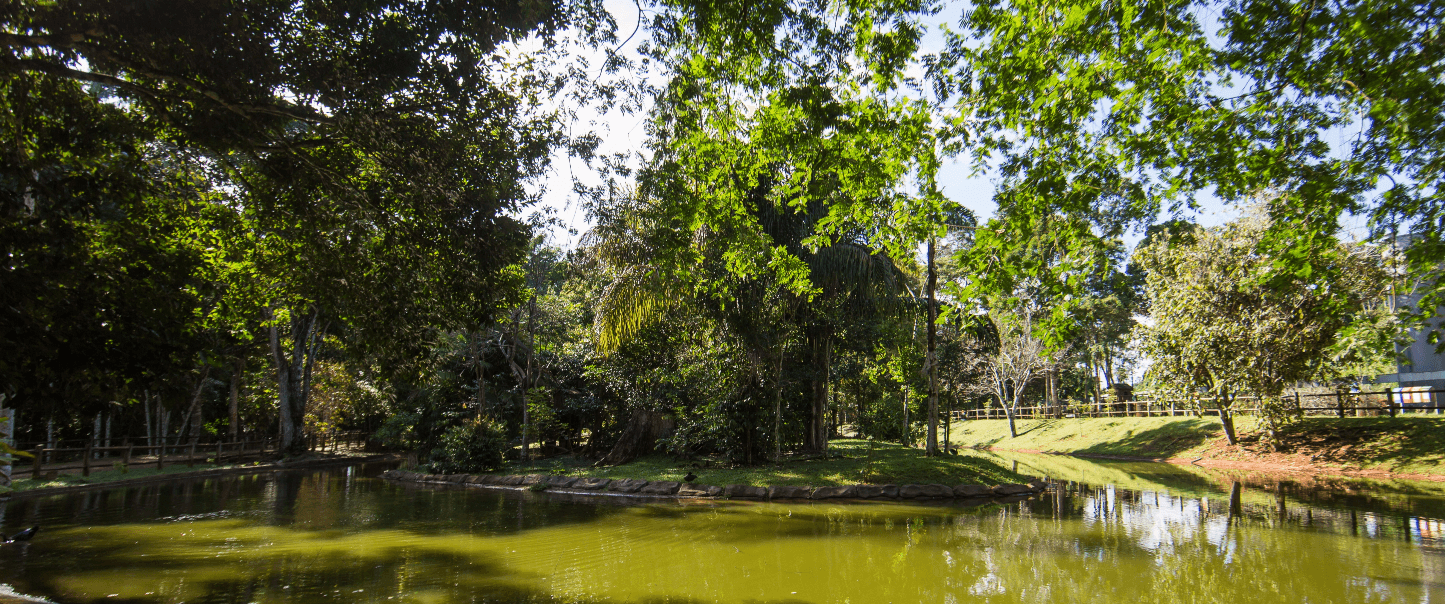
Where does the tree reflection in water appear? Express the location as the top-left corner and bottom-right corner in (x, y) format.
(0, 460), (1439, 603)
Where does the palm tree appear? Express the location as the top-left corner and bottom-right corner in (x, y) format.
(591, 184), (909, 458)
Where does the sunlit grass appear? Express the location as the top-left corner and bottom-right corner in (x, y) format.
(949, 416), (1445, 477)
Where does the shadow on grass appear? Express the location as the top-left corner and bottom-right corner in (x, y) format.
(1269, 417), (1445, 471)
(1072, 419), (1219, 459)
(1015, 419), (1062, 437)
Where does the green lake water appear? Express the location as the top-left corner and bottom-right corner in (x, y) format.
(1, 457), (1442, 603)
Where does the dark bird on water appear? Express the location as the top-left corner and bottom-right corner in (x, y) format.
(3, 526), (38, 543)
(683, 471), (697, 483)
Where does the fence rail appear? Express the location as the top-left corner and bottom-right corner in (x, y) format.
(957, 388), (1445, 421)
(13, 430), (371, 479)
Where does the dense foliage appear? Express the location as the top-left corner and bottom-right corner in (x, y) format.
(2, 0), (1437, 472)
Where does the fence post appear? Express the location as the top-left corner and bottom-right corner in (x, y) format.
(1386, 387), (1396, 418)
(157, 439), (165, 470)
(216, 440), (224, 464)
(82, 439), (93, 477)
(188, 441), (196, 467)
(124, 441), (133, 465)
(1294, 391), (1302, 414)
(32, 445), (44, 479)
(1336, 390), (1345, 418)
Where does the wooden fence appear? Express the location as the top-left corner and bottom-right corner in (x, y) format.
(15, 430), (370, 479)
(957, 388), (1445, 421)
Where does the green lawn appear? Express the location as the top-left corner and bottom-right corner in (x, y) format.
(947, 416), (1233, 459)
(948, 415), (1445, 477)
(501, 439), (1032, 487)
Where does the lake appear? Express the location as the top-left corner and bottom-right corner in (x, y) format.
(1, 455), (1441, 603)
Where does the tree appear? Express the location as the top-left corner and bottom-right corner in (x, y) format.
(975, 308), (1048, 438)
(3, 1), (610, 454)
(1135, 208), (1389, 444)
(941, 0), (1445, 351)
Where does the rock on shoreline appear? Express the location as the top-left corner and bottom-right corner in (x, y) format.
(380, 470), (1046, 501)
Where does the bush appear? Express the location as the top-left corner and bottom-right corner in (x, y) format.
(375, 411), (422, 450)
(428, 419), (507, 474)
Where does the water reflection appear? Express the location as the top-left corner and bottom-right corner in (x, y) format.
(0, 461), (1440, 603)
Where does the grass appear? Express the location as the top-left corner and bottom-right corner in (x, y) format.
(497, 439), (1032, 487)
(948, 416), (1231, 459)
(948, 415), (1445, 477)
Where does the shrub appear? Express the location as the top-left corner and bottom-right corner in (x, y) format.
(428, 419), (507, 474)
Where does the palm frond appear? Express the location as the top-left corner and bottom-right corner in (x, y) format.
(595, 267), (687, 353)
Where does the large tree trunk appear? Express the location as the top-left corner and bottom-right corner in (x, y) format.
(596, 409), (673, 466)
(267, 305), (324, 457)
(804, 331), (830, 455)
(1217, 387), (1238, 445)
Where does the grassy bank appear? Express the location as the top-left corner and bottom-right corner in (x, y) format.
(503, 439), (1031, 487)
(948, 416), (1445, 478)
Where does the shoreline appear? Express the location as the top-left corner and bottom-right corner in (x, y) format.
(380, 469), (1048, 502)
(0, 453), (403, 500)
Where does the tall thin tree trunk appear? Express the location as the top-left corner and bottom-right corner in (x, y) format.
(901, 385), (910, 446)
(1048, 366), (1061, 418)
(774, 341), (784, 465)
(523, 294), (536, 463)
(229, 357), (242, 441)
(944, 376), (953, 448)
(144, 391), (153, 448)
(805, 331), (831, 454)
(1103, 346), (1115, 387)
(472, 332), (486, 419)
(186, 364), (211, 446)
(925, 237), (939, 456)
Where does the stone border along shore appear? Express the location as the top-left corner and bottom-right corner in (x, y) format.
(381, 469), (1048, 501)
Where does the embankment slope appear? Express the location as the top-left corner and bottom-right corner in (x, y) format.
(949, 416), (1445, 480)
